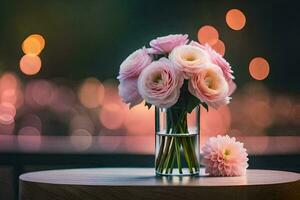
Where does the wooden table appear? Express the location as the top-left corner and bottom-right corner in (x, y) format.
(19, 168), (300, 200)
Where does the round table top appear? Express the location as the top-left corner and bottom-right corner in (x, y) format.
(20, 168), (300, 186)
(19, 168), (300, 200)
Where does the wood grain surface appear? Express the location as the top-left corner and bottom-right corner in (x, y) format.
(19, 168), (300, 200)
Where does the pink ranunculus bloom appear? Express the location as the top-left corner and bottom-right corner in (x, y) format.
(188, 63), (229, 108)
(118, 78), (143, 108)
(190, 41), (234, 81)
(169, 44), (211, 78)
(149, 34), (189, 54)
(202, 135), (249, 177)
(137, 58), (184, 108)
(117, 47), (152, 80)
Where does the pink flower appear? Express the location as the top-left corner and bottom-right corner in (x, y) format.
(188, 63), (229, 108)
(118, 78), (143, 108)
(117, 48), (152, 108)
(149, 34), (188, 54)
(190, 41), (234, 81)
(202, 135), (249, 177)
(117, 47), (152, 80)
(137, 58), (184, 108)
(169, 45), (211, 78)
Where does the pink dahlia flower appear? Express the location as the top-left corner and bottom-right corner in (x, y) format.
(117, 47), (152, 80)
(137, 58), (184, 108)
(190, 41), (234, 81)
(202, 135), (249, 177)
(149, 34), (189, 54)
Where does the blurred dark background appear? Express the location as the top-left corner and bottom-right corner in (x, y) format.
(0, 1), (299, 200)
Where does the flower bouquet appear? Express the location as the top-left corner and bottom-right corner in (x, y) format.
(118, 34), (236, 176)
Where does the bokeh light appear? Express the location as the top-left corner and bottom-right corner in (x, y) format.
(212, 39), (226, 56)
(102, 79), (122, 104)
(0, 72), (22, 108)
(20, 114), (42, 132)
(197, 25), (219, 46)
(70, 129), (92, 151)
(19, 55), (42, 75)
(78, 77), (105, 109)
(18, 127), (41, 151)
(226, 9), (246, 30)
(31, 80), (54, 106)
(249, 57), (270, 80)
(0, 103), (16, 125)
(99, 103), (125, 130)
(0, 73), (19, 132)
(0, 73), (18, 91)
(22, 34), (45, 55)
(25, 80), (54, 108)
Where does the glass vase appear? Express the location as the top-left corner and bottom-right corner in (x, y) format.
(155, 106), (200, 176)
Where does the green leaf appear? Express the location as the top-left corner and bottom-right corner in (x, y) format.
(186, 94), (201, 113)
(201, 102), (209, 112)
(145, 102), (152, 110)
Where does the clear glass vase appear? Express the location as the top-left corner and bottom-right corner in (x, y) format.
(155, 106), (200, 176)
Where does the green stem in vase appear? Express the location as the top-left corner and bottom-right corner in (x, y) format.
(155, 81), (200, 175)
(157, 137), (171, 173)
(177, 122), (194, 173)
(163, 138), (174, 173)
(155, 136), (165, 170)
(174, 137), (182, 174)
(188, 137), (199, 171)
(166, 144), (176, 173)
(181, 138), (193, 173)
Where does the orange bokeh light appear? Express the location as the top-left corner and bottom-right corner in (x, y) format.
(226, 9), (246, 30)
(99, 103), (125, 130)
(22, 34), (45, 55)
(249, 57), (270, 80)
(0, 72), (22, 107)
(19, 55), (42, 75)
(78, 78), (105, 109)
(102, 80), (122, 104)
(197, 25), (219, 46)
(212, 40), (226, 56)
(0, 72), (18, 90)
